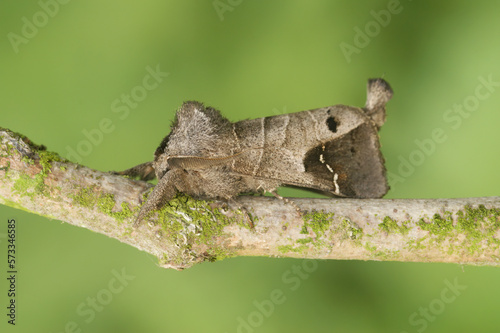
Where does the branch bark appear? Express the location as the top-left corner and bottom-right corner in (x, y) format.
(1, 128), (499, 270)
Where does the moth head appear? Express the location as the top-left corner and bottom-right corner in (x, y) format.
(152, 131), (172, 179)
(152, 152), (170, 180)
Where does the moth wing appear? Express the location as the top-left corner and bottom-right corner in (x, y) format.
(230, 105), (388, 198)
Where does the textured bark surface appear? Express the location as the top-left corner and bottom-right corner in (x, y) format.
(1, 128), (500, 270)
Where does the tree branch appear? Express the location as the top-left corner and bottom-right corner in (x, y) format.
(1, 128), (499, 270)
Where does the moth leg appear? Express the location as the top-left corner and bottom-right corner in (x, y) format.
(227, 198), (254, 229)
(135, 169), (181, 226)
(268, 190), (302, 217)
(112, 162), (156, 181)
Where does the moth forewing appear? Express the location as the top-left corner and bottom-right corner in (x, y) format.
(229, 105), (387, 198)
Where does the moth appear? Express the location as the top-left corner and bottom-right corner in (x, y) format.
(116, 78), (393, 224)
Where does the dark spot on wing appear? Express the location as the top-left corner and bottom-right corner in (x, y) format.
(326, 117), (338, 133)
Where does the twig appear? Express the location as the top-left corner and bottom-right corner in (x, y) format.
(1, 128), (499, 270)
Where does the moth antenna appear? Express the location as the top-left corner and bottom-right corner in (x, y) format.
(168, 148), (264, 170)
(112, 162), (156, 181)
(363, 78), (393, 129)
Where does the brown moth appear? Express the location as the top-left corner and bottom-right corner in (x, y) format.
(116, 78), (393, 224)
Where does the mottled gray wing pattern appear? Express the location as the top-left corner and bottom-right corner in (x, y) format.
(229, 105), (388, 198)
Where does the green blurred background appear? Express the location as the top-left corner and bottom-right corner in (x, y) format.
(1, 1), (500, 332)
